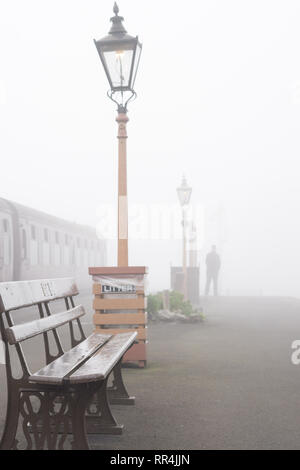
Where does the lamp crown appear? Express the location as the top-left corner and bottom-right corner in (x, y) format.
(109, 2), (127, 34)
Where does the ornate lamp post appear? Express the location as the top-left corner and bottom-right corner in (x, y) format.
(94, 3), (142, 266)
(177, 176), (192, 300)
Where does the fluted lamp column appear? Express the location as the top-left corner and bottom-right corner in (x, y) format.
(177, 176), (192, 300)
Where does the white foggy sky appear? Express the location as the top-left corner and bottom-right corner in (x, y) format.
(0, 0), (300, 295)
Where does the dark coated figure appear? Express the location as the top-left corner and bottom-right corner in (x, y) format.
(205, 245), (221, 296)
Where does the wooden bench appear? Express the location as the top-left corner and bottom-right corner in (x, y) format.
(0, 278), (137, 450)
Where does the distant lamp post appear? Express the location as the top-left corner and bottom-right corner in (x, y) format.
(177, 176), (192, 300)
(94, 2), (142, 266)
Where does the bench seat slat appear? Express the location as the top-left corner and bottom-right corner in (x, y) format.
(68, 332), (137, 384)
(5, 306), (85, 345)
(29, 333), (112, 385)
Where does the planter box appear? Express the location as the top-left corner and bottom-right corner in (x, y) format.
(89, 266), (148, 368)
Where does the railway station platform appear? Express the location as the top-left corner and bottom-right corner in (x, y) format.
(1, 295), (300, 450)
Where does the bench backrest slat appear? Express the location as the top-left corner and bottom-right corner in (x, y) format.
(5, 305), (85, 345)
(0, 278), (78, 312)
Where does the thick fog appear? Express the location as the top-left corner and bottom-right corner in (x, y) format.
(0, 0), (299, 295)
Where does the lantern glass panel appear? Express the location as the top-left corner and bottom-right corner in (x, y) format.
(103, 49), (134, 89)
(177, 188), (192, 206)
(131, 43), (142, 88)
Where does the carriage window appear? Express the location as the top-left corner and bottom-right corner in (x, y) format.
(3, 219), (8, 233)
(75, 238), (81, 267)
(22, 229), (27, 259)
(30, 225), (38, 265)
(71, 247), (76, 265)
(31, 225), (36, 240)
(54, 232), (61, 266)
(43, 228), (50, 265)
(64, 235), (70, 265)
(3, 220), (10, 266)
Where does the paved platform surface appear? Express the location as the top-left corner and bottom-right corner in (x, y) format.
(1, 296), (300, 450)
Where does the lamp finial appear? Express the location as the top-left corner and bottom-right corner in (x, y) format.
(113, 2), (119, 16)
(109, 2), (126, 34)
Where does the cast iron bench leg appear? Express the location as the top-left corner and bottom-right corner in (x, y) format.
(0, 388), (20, 450)
(107, 360), (135, 405)
(70, 384), (98, 450)
(86, 378), (123, 435)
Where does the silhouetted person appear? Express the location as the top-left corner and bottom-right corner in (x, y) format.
(205, 245), (221, 296)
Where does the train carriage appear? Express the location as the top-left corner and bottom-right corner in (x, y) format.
(0, 198), (106, 289)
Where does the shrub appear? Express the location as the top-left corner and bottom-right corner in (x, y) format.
(147, 293), (163, 317)
(169, 291), (193, 316)
(147, 290), (194, 316)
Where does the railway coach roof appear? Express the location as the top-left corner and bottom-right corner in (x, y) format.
(0, 198), (103, 239)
